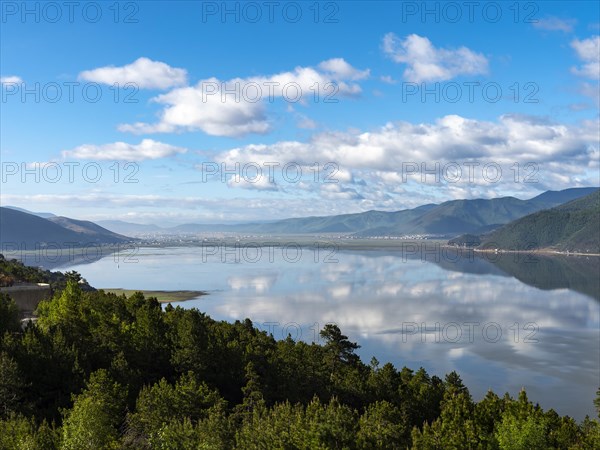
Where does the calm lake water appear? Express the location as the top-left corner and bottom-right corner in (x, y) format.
(53, 244), (599, 420)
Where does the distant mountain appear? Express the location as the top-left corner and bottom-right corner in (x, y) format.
(481, 189), (600, 253)
(48, 217), (131, 242)
(399, 187), (600, 237)
(7, 188), (595, 243)
(4, 206), (56, 219)
(96, 220), (163, 236)
(0, 207), (133, 248)
(528, 187), (599, 207)
(172, 187), (595, 237)
(246, 204), (439, 235)
(394, 196), (542, 236)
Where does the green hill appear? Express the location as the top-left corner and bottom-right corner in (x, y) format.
(48, 216), (129, 242)
(481, 190), (600, 253)
(0, 207), (132, 248)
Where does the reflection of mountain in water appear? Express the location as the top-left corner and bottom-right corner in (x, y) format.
(430, 248), (599, 301)
(21, 242), (600, 301)
(15, 247), (124, 271)
(486, 253), (600, 301)
(341, 245), (600, 301)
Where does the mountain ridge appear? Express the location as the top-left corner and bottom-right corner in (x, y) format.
(0, 207), (134, 248)
(480, 189), (600, 253)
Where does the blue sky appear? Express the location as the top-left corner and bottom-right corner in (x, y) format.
(1, 1), (598, 224)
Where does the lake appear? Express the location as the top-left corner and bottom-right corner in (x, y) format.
(49, 243), (599, 420)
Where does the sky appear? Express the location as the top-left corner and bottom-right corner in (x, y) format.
(1, 0), (599, 225)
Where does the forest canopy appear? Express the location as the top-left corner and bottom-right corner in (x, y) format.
(0, 281), (598, 449)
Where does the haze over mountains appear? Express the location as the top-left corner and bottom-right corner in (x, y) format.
(1, 188), (597, 249)
(104, 187), (597, 237)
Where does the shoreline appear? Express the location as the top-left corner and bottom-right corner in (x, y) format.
(101, 288), (207, 303)
(464, 247), (600, 257)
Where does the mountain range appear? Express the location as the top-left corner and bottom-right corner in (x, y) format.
(104, 187), (597, 237)
(1, 188), (597, 249)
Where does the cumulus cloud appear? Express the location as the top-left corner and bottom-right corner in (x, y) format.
(320, 183), (363, 200)
(571, 36), (600, 79)
(62, 139), (187, 161)
(215, 114), (596, 169)
(317, 58), (370, 80)
(118, 81), (270, 136)
(79, 57), (188, 89)
(382, 33), (488, 82)
(0, 75), (23, 84)
(210, 114), (598, 205)
(533, 17), (576, 33)
(118, 58), (369, 137)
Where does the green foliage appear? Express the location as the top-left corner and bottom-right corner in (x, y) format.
(0, 255), (50, 285)
(0, 254), (91, 291)
(578, 416), (600, 449)
(126, 371), (226, 446)
(320, 324), (361, 366)
(1, 284), (598, 449)
(473, 390), (505, 448)
(0, 352), (25, 418)
(304, 397), (358, 449)
(411, 386), (478, 449)
(357, 400), (408, 449)
(0, 293), (20, 338)
(495, 413), (548, 450)
(0, 413), (60, 450)
(235, 397), (358, 449)
(61, 369), (127, 450)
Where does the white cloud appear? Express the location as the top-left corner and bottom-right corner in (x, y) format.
(62, 139), (187, 161)
(0, 193), (353, 222)
(118, 59), (369, 137)
(0, 75), (23, 84)
(571, 36), (600, 80)
(79, 57), (188, 89)
(578, 81), (600, 105)
(380, 75), (397, 84)
(320, 183), (362, 200)
(227, 175), (279, 191)
(533, 17), (576, 33)
(382, 33), (488, 82)
(216, 115), (596, 169)
(318, 58), (370, 80)
(297, 115), (318, 129)
(211, 114), (598, 205)
(118, 81), (270, 136)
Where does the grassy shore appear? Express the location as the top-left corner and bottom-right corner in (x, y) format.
(101, 289), (207, 303)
